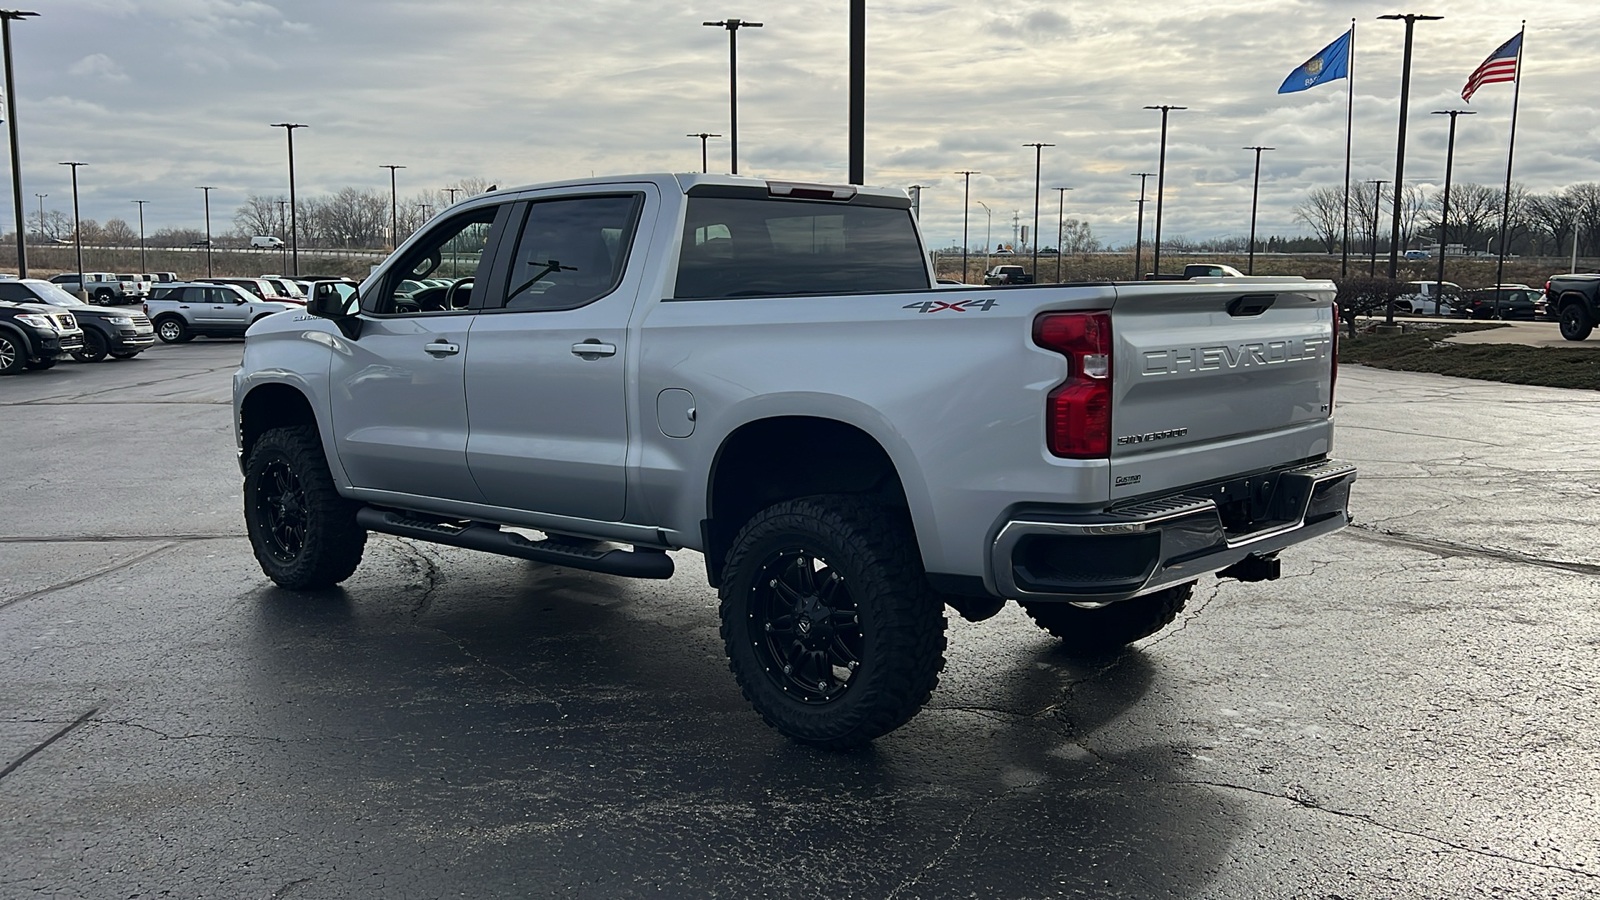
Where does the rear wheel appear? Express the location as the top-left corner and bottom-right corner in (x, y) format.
(1020, 584), (1192, 656)
(72, 330), (109, 362)
(719, 495), (947, 749)
(155, 316), (191, 343)
(243, 425), (366, 589)
(1559, 303), (1593, 341)
(93, 290), (114, 305)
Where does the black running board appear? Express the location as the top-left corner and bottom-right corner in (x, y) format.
(355, 508), (675, 579)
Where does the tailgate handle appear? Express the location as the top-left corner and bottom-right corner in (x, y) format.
(1227, 293), (1276, 317)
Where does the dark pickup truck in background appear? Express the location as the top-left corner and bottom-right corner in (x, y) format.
(1545, 274), (1600, 340)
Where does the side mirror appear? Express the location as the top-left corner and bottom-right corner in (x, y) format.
(308, 282), (359, 319)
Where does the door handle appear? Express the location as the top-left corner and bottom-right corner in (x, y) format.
(425, 341), (460, 356)
(571, 341), (617, 358)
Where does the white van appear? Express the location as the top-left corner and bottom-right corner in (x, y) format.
(250, 235), (285, 249)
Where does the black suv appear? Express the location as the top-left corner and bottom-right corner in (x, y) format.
(0, 282), (85, 374)
(0, 279), (155, 362)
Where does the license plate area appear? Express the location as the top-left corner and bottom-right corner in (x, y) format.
(1189, 471), (1299, 539)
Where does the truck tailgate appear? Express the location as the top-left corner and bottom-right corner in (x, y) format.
(1108, 279), (1336, 502)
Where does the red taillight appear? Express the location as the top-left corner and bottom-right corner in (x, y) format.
(1033, 311), (1112, 458)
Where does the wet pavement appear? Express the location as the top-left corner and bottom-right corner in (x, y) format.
(3, 342), (1598, 899)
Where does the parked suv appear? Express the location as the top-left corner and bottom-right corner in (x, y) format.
(0, 287), (84, 374)
(1455, 285), (1537, 321)
(0, 279), (154, 362)
(146, 282), (299, 342)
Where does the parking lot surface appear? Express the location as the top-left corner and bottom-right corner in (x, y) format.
(3, 342), (1599, 899)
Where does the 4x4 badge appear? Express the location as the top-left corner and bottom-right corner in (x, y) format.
(902, 298), (998, 313)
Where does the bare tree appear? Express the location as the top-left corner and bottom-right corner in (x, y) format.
(152, 226), (204, 248)
(1396, 184), (1427, 249)
(102, 217), (137, 246)
(1568, 182), (1600, 257)
(234, 194), (287, 239)
(1294, 187), (1345, 253)
(1059, 219), (1099, 254)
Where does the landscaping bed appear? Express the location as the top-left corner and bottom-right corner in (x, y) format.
(1339, 321), (1600, 390)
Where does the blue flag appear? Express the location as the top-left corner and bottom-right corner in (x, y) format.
(1278, 30), (1351, 93)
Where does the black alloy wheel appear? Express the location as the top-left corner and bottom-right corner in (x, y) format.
(747, 548), (864, 704)
(1559, 304), (1594, 342)
(256, 459), (310, 564)
(243, 425), (366, 589)
(72, 329), (109, 362)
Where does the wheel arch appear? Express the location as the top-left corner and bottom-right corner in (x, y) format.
(1558, 291), (1593, 315)
(702, 415), (924, 588)
(239, 381), (320, 467)
(0, 321), (35, 357)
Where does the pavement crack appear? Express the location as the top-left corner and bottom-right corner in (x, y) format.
(101, 719), (290, 743)
(270, 877), (315, 899)
(0, 533), (242, 544)
(884, 781), (1042, 899)
(1139, 581), (1223, 652)
(0, 542), (177, 612)
(394, 538), (443, 620)
(1344, 524), (1600, 577)
(1178, 779), (1599, 880)
(0, 707), (98, 781)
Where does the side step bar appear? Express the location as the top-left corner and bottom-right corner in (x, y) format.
(355, 508), (675, 580)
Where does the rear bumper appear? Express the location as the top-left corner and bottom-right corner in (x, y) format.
(990, 459), (1355, 604)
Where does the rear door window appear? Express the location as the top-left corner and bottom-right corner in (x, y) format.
(673, 196), (929, 300)
(493, 194), (643, 311)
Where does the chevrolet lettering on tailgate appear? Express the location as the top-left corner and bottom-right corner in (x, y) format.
(1141, 336), (1330, 377)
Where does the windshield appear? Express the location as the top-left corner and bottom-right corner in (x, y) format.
(29, 283), (84, 307)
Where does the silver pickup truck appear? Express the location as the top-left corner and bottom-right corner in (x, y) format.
(233, 173), (1354, 748)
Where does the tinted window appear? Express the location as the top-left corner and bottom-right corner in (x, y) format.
(0, 283), (32, 302)
(497, 194), (642, 311)
(674, 197), (929, 300)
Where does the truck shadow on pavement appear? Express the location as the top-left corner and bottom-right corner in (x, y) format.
(241, 541), (1242, 898)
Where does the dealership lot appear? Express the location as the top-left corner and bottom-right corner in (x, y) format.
(2, 343), (1598, 898)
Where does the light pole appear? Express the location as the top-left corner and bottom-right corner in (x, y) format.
(1365, 179), (1388, 277)
(1378, 13), (1442, 279)
(1431, 109), (1474, 314)
(380, 164), (405, 249)
(270, 123), (305, 275)
(907, 183), (929, 219)
(196, 186), (216, 277)
(956, 170), (978, 284)
(443, 187), (461, 206)
(130, 199), (148, 273)
(1243, 146), (1275, 274)
(1132, 172), (1154, 280)
(276, 199), (288, 275)
(686, 132), (722, 173)
(2, 9), (37, 277)
(31, 191), (42, 241)
(703, 17), (762, 176)
(977, 200), (992, 273)
(1053, 186), (1072, 283)
(58, 161), (85, 296)
(848, 0), (864, 184)
(1144, 105), (1186, 277)
(1024, 142), (1054, 278)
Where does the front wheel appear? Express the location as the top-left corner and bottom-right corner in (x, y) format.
(0, 332), (23, 375)
(93, 290), (114, 305)
(72, 330), (109, 363)
(155, 316), (191, 343)
(1559, 304), (1593, 341)
(719, 495), (947, 749)
(243, 425), (366, 589)
(1020, 583), (1192, 656)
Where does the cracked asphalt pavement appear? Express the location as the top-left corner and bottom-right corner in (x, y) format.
(3, 343), (1598, 898)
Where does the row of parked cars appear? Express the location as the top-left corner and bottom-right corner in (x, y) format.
(1388, 281), (1546, 320)
(0, 273), (356, 374)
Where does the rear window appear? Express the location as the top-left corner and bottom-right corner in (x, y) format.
(673, 197), (929, 300)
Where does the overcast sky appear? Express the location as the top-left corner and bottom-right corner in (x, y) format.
(8, 0), (1597, 249)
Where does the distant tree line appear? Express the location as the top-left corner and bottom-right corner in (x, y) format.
(1295, 181), (1600, 258)
(231, 178), (495, 249)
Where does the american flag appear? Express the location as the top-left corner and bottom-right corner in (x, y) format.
(1462, 32), (1523, 101)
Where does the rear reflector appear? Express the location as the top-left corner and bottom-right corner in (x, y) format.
(1033, 311), (1112, 458)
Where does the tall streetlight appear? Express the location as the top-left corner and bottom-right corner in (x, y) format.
(196, 186), (215, 277)
(1378, 13), (1442, 278)
(1144, 105), (1187, 277)
(1053, 186), (1072, 283)
(130, 199), (148, 273)
(1024, 142), (1054, 277)
(270, 123), (306, 275)
(276, 199), (288, 275)
(848, 0), (864, 184)
(1132, 172), (1154, 280)
(907, 183), (929, 219)
(956, 170), (979, 284)
(1365, 179), (1388, 277)
(31, 191), (42, 241)
(1243, 146), (1275, 274)
(443, 187), (461, 206)
(2, 10), (38, 277)
(58, 161), (85, 296)
(1432, 109), (1475, 314)
(703, 18), (762, 176)
(976, 200), (992, 272)
(380, 164), (405, 249)
(686, 132), (722, 173)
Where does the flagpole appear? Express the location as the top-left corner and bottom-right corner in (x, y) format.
(1494, 21), (1525, 289)
(1341, 18), (1356, 277)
